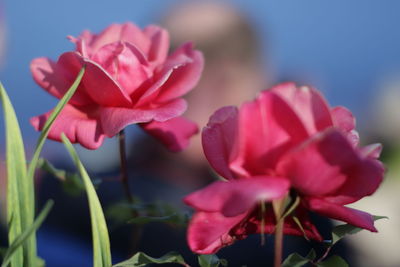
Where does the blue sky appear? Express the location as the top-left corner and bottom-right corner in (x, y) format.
(1, 0), (400, 146)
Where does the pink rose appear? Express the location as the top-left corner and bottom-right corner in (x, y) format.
(184, 82), (384, 254)
(30, 22), (204, 151)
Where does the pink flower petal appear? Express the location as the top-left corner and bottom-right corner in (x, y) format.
(89, 23), (150, 55)
(184, 177), (289, 217)
(187, 211), (247, 254)
(279, 129), (383, 201)
(92, 42), (150, 95)
(34, 47), (133, 109)
(69, 30), (95, 57)
(230, 90), (309, 177)
(30, 105), (105, 150)
(277, 129), (351, 196)
(346, 130), (360, 147)
(156, 42), (204, 102)
(306, 198), (377, 232)
(360, 143), (382, 159)
(143, 25), (170, 65)
(331, 106), (359, 145)
(30, 54), (93, 106)
(131, 49), (193, 107)
(81, 57), (132, 107)
(140, 116), (198, 152)
(202, 106), (239, 180)
(331, 106), (356, 132)
(131, 66), (174, 107)
(326, 154), (384, 205)
(100, 98), (187, 137)
(271, 83), (334, 134)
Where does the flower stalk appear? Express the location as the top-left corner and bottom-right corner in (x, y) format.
(118, 129), (134, 204)
(260, 201), (266, 246)
(273, 197), (286, 267)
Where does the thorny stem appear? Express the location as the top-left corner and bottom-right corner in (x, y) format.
(118, 130), (134, 204)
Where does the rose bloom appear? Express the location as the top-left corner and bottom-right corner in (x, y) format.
(30, 22), (204, 151)
(184, 83), (384, 254)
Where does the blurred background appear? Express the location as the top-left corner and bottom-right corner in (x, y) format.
(0, 0), (399, 266)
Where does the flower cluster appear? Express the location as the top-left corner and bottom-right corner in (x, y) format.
(31, 22), (204, 151)
(184, 83), (384, 254)
(29, 22), (385, 261)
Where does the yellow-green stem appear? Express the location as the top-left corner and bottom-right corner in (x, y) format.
(274, 217), (284, 267)
(272, 198), (286, 267)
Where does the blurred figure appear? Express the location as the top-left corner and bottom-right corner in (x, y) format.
(155, 1), (267, 177)
(164, 1), (267, 166)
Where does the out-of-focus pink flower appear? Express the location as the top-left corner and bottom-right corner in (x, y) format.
(184, 82), (384, 254)
(31, 22), (203, 150)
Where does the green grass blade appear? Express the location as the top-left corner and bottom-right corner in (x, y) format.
(23, 66), (84, 264)
(61, 134), (111, 267)
(0, 82), (29, 266)
(27, 66), (85, 182)
(1, 200), (54, 267)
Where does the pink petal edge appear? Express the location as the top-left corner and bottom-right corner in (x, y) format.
(140, 116), (198, 152)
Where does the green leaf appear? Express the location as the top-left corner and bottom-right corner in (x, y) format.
(37, 158), (69, 181)
(306, 249), (316, 261)
(316, 255), (349, 267)
(373, 215), (388, 221)
(107, 201), (188, 227)
(198, 254), (227, 267)
(331, 216), (388, 245)
(1, 82), (30, 266)
(1, 200), (53, 267)
(62, 135), (111, 267)
(282, 253), (309, 267)
(128, 214), (181, 225)
(37, 158), (85, 196)
(113, 251), (187, 267)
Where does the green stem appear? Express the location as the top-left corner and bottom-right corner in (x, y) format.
(273, 198), (286, 267)
(274, 217), (284, 267)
